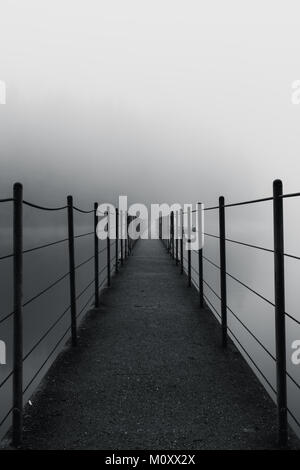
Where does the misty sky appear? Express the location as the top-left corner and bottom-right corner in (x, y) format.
(0, 0), (300, 208)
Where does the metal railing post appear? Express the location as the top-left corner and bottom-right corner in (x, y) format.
(170, 211), (174, 259)
(120, 211), (124, 265)
(13, 182), (23, 447)
(175, 211), (179, 265)
(125, 212), (128, 258)
(197, 203), (204, 308)
(198, 247), (203, 307)
(115, 208), (119, 272)
(94, 202), (99, 308)
(159, 215), (162, 240)
(67, 195), (77, 347)
(107, 210), (111, 287)
(187, 248), (191, 286)
(219, 196), (227, 348)
(187, 207), (191, 286)
(130, 215), (134, 254)
(180, 209), (184, 274)
(168, 214), (171, 253)
(273, 179), (288, 447)
(128, 215), (131, 255)
(167, 215), (168, 250)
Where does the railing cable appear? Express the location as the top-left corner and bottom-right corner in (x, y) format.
(227, 305), (276, 361)
(0, 370), (13, 389)
(23, 200), (67, 211)
(0, 310), (14, 325)
(23, 264), (108, 362)
(73, 206), (94, 214)
(0, 407), (13, 427)
(0, 231), (94, 263)
(225, 270), (274, 307)
(284, 311), (300, 326)
(227, 324), (277, 395)
(205, 291), (277, 395)
(203, 279), (221, 300)
(204, 232), (274, 254)
(23, 325), (71, 394)
(0, 198), (13, 204)
(23, 264), (109, 394)
(203, 232), (300, 262)
(203, 255), (221, 270)
(202, 279), (276, 361)
(74, 231), (94, 240)
(23, 304), (71, 362)
(23, 271), (70, 308)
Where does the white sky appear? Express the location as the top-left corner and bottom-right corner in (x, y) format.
(0, 0), (300, 206)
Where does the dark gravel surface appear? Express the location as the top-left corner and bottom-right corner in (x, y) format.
(16, 240), (299, 450)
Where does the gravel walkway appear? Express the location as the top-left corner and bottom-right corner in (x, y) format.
(18, 240), (299, 449)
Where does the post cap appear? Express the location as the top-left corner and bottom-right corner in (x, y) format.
(13, 182), (23, 190)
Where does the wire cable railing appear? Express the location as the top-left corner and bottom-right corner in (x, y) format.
(175, 243), (300, 434)
(23, 200), (68, 211)
(0, 243), (103, 325)
(186, 259), (278, 366)
(23, 265), (108, 366)
(202, 236), (300, 327)
(205, 231), (300, 261)
(73, 206), (94, 214)
(0, 311), (14, 326)
(225, 270), (275, 307)
(23, 325), (71, 395)
(203, 190), (300, 213)
(204, 232), (274, 254)
(0, 231), (94, 263)
(22, 305), (71, 363)
(0, 183), (137, 446)
(160, 178), (300, 446)
(22, 276), (106, 400)
(226, 323), (277, 395)
(0, 370), (13, 390)
(0, 199), (14, 204)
